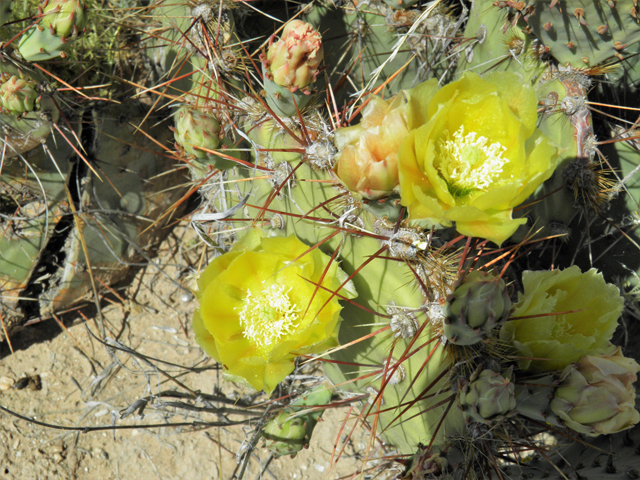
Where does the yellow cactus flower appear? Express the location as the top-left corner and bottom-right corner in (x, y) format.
(398, 72), (560, 246)
(193, 229), (357, 394)
(500, 266), (624, 372)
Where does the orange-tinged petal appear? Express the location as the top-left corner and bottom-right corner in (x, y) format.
(334, 92), (410, 199)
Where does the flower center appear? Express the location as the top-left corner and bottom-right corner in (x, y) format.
(237, 283), (301, 350)
(437, 126), (509, 197)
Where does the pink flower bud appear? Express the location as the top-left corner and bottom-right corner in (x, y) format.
(265, 20), (323, 91)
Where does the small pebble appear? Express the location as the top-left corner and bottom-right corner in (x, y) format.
(92, 448), (108, 460)
(172, 335), (189, 346)
(0, 376), (15, 390)
(13, 377), (30, 390)
(181, 292), (193, 303)
(151, 326), (177, 334)
(50, 444), (65, 455)
(28, 375), (42, 391)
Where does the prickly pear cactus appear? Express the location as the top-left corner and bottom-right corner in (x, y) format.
(147, 0), (640, 477)
(2, 0), (640, 479)
(0, 2), (189, 340)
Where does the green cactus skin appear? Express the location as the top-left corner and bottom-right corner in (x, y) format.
(38, 105), (189, 317)
(145, 0), (242, 104)
(18, 0), (88, 61)
(0, 134), (72, 341)
(0, 107), (58, 158)
(263, 384), (333, 457)
(0, 101), (189, 341)
(593, 127), (640, 285)
(0, 0), (11, 29)
(144, 0), (208, 102)
(262, 74), (315, 118)
(382, 0), (421, 9)
(456, 0), (546, 84)
(304, 0), (459, 105)
(246, 114), (309, 165)
(18, 28), (69, 61)
(518, 0), (640, 87)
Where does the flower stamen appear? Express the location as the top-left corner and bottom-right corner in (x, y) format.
(437, 126), (509, 196)
(237, 283), (301, 350)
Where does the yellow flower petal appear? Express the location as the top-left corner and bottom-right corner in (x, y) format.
(193, 310), (221, 362)
(196, 251), (242, 298)
(500, 267), (624, 372)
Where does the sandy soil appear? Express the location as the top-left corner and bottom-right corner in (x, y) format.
(0, 225), (392, 480)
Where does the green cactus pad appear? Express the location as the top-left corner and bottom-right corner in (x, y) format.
(522, 0), (640, 86)
(18, 27), (71, 61)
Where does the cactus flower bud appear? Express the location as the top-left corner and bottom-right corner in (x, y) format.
(263, 385), (332, 457)
(459, 368), (516, 425)
(550, 348), (640, 436)
(499, 266), (624, 372)
(263, 410), (309, 457)
(41, 0), (87, 40)
(334, 94), (409, 199)
(404, 447), (449, 479)
(443, 271), (511, 345)
(174, 106), (221, 159)
(192, 228), (357, 394)
(0, 74), (39, 115)
(265, 20), (323, 92)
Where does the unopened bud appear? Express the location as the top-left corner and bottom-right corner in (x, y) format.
(550, 348), (640, 436)
(265, 20), (323, 91)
